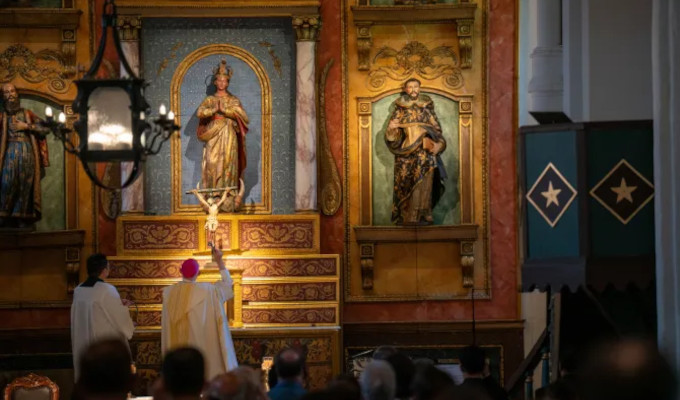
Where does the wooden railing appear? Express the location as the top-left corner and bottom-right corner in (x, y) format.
(505, 327), (549, 400)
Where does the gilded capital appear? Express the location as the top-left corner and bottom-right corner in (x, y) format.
(292, 15), (321, 42)
(117, 15), (142, 42)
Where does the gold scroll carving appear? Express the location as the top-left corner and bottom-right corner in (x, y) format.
(0, 44), (74, 93)
(318, 59), (342, 216)
(368, 41), (464, 91)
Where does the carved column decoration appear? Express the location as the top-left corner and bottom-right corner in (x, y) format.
(292, 15), (320, 42)
(229, 267), (244, 328)
(292, 15), (321, 212)
(118, 15), (141, 42)
(61, 29), (77, 77)
(65, 247), (81, 295)
(317, 59), (342, 216)
(460, 241), (474, 288)
(117, 15), (145, 214)
(356, 23), (373, 71)
(457, 19), (473, 69)
(360, 243), (375, 290)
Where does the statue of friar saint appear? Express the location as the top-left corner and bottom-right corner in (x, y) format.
(385, 78), (447, 225)
(0, 83), (50, 229)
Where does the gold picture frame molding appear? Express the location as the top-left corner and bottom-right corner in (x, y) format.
(356, 88), (474, 226)
(170, 43), (272, 215)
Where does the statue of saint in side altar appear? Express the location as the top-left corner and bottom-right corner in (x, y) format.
(196, 59), (249, 212)
(0, 83), (51, 229)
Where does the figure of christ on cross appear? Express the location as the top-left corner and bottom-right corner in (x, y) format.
(189, 179), (243, 248)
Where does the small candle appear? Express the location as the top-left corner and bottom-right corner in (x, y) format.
(58, 113), (66, 123)
(159, 104), (167, 116)
(167, 111), (175, 120)
(139, 111), (145, 121)
(45, 107), (53, 118)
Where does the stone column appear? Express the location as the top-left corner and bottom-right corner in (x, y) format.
(653, 0), (680, 370)
(528, 0), (563, 115)
(292, 16), (320, 212)
(118, 16), (144, 213)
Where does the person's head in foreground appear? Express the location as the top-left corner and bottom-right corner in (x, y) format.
(458, 345), (486, 378)
(372, 345), (398, 361)
(326, 374), (362, 400)
(203, 368), (263, 400)
(75, 339), (134, 400)
(359, 360), (396, 400)
(579, 338), (676, 400)
(161, 347), (205, 399)
(411, 364), (454, 400)
(275, 348), (305, 383)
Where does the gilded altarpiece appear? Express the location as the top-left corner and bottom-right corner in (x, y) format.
(103, 3), (341, 389)
(346, 1), (487, 301)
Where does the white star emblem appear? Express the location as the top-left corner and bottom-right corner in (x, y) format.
(541, 181), (562, 208)
(610, 177), (637, 203)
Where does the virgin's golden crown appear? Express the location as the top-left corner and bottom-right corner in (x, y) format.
(214, 59), (233, 79)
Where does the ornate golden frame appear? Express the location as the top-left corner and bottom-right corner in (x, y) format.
(115, 214), (320, 256)
(344, 1), (490, 303)
(356, 88), (474, 225)
(170, 44), (272, 215)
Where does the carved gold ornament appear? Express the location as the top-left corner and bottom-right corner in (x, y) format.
(0, 44), (74, 93)
(292, 15), (321, 42)
(318, 59), (342, 216)
(259, 41), (283, 78)
(367, 41), (464, 91)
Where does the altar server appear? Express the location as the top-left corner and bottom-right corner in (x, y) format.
(71, 253), (135, 380)
(162, 244), (238, 379)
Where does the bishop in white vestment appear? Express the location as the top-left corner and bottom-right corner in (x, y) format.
(71, 254), (135, 380)
(161, 247), (238, 379)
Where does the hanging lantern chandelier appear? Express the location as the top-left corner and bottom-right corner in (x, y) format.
(42, 0), (179, 189)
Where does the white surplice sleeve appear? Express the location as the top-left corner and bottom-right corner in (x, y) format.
(215, 269), (234, 303)
(101, 283), (135, 340)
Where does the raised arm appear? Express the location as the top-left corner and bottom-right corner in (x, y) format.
(216, 188), (230, 208)
(191, 189), (211, 211)
(210, 244), (234, 302)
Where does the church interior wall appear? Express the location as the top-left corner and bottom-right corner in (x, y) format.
(0, 0), (526, 394)
(585, 0), (652, 122)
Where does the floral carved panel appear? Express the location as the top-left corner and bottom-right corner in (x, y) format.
(242, 282), (337, 302)
(239, 220), (315, 250)
(108, 260), (182, 279)
(116, 285), (164, 304)
(228, 257), (337, 278)
(122, 220), (199, 252)
(242, 307), (337, 325)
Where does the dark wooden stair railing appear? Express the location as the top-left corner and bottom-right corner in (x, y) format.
(505, 327), (549, 400)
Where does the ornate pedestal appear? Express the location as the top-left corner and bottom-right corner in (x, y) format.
(108, 213), (340, 391)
